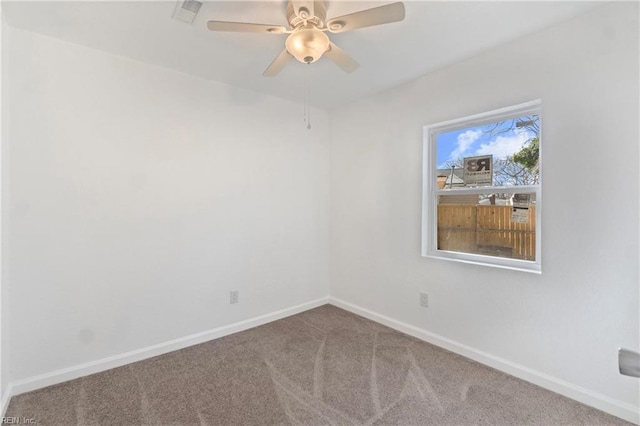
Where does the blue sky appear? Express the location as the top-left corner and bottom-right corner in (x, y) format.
(436, 119), (535, 169)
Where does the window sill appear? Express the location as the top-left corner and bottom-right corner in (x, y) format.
(423, 250), (542, 274)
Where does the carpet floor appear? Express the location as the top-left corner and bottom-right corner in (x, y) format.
(5, 304), (631, 425)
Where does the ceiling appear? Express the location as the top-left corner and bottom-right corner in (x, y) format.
(3, 1), (605, 109)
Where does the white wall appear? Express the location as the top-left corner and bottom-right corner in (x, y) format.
(330, 1), (639, 419)
(5, 27), (330, 381)
(2, 1), (639, 423)
(0, 2), (5, 407)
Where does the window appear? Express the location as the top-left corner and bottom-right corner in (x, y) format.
(422, 100), (542, 273)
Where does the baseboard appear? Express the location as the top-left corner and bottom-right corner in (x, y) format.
(7, 296), (330, 402)
(329, 297), (640, 425)
(1, 385), (12, 418)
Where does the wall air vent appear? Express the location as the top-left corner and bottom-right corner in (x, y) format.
(172, 0), (202, 24)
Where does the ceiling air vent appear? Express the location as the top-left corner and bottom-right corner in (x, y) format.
(172, 0), (202, 24)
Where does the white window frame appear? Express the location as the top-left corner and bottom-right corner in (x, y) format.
(422, 100), (542, 274)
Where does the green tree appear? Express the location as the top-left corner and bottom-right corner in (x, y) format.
(487, 115), (540, 184)
(512, 136), (539, 172)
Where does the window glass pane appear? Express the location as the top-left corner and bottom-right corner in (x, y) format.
(435, 115), (540, 188)
(437, 192), (536, 261)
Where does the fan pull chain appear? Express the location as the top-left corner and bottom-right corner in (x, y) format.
(303, 64), (308, 124)
(307, 83), (311, 130)
(304, 64), (311, 130)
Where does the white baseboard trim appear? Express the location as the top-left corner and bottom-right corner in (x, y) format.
(1, 385), (13, 419)
(7, 296), (330, 403)
(329, 297), (640, 425)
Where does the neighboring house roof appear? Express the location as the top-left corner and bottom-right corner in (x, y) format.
(436, 169), (464, 188)
(437, 168), (464, 179)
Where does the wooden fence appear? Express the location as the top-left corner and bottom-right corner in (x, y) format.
(438, 205), (536, 260)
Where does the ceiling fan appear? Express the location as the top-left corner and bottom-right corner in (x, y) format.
(206, 1), (405, 76)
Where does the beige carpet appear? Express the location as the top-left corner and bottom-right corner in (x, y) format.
(5, 304), (631, 425)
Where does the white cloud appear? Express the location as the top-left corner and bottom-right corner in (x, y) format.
(474, 132), (531, 159)
(450, 129), (482, 160)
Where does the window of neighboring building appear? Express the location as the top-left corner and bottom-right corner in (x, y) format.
(422, 100), (542, 273)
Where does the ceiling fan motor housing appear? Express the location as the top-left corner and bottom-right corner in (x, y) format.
(286, 1), (327, 29)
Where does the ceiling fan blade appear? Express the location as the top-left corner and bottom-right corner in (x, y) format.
(326, 2), (405, 33)
(324, 42), (359, 73)
(207, 21), (287, 34)
(291, 0), (314, 20)
(263, 49), (293, 77)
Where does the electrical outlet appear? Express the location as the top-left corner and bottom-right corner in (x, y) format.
(420, 292), (429, 308)
(230, 290), (239, 304)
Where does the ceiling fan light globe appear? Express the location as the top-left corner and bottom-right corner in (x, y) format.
(285, 28), (330, 64)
